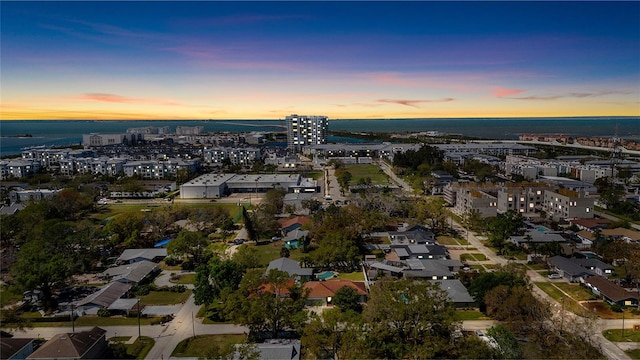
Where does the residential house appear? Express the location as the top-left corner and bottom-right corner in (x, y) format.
(508, 230), (567, 248)
(572, 258), (615, 277)
(303, 280), (367, 306)
(570, 218), (612, 232)
(548, 256), (595, 282)
(600, 228), (640, 243)
(388, 226), (436, 245)
(234, 340), (301, 360)
(278, 216), (310, 235)
(102, 260), (160, 284)
(75, 282), (131, 315)
(430, 280), (477, 308)
(265, 258), (313, 281)
(1, 337), (34, 360)
(27, 327), (107, 360)
(284, 229), (308, 250)
(583, 276), (640, 307)
(117, 248), (167, 264)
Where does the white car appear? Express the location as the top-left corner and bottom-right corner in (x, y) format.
(548, 273), (562, 279)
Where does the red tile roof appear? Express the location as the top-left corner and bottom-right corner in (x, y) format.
(278, 216), (310, 230)
(303, 280), (367, 299)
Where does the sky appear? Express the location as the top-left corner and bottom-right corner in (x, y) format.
(1, 1), (639, 120)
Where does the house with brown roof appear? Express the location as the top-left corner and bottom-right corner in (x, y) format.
(278, 216), (310, 235)
(303, 280), (367, 306)
(570, 218), (612, 232)
(601, 228), (640, 243)
(27, 327), (107, 360)
(583, 276), (640, 307)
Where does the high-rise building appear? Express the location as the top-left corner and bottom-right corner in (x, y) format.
(286, 114), (328, 152)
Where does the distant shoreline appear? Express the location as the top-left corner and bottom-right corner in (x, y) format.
(0, 116), (637, 122)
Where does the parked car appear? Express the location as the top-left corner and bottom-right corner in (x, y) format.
(548, 273), (562, 279)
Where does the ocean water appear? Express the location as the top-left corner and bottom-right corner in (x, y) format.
(1, 117), (638, 157)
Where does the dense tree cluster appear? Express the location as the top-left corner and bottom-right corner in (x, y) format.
(392, 145), (444, 175)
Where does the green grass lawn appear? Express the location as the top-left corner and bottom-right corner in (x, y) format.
(170, 273), (196, 285)
(553, 282), (597, 301)
(139, 290), (192, 306)
(603, 329), (640, 342)
(126, 336), (155, 359)
(0, 286), (23, 308)
(336, 272), (365, 281)
(454, 310), (491, 321)
(172, 334), (247, 357)
(534, 282), (587, 315)
(460, 253), (487, 261)
(302, 171), (324, 180)
(250, 241), (305, 268)
(627, 349), (640, 360)
(436, 236), (461, 246)
(109, 336), (132, 342)
(344, 164), (389, 186)
(15, 316), (160, 328)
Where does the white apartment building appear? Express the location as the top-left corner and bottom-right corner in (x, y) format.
(0, 159), (41, 179)
(543, 188), (595, 220)
(286, 114), (328, 152)
(203, 147), (260, 166)
(59, 157), (125, 176)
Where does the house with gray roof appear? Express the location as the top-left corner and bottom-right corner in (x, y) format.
(117, 248), (167, 264)
(75, 282), (131, 315)
(430, 280), (477, 308)
(102, 260), (159, 284)
(509, 230), (567, 247)
(573, 258), (615, 277)
(265, 257), (313, 280)
(548, 256), (595, 282)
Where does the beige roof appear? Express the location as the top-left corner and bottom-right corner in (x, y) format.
(601, 228), (640, 241)
(27, 327), (106, 359)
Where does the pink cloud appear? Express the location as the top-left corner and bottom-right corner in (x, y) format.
(76, 93), (182, 106)
(510, 90), (633, 101)
(493, 87), (525, 98)
(377, 98), (455, 107)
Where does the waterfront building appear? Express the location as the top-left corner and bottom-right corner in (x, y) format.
(82, 133), (139, 147)
(176, 126), (204, 135)
(286, 114), (328, 152)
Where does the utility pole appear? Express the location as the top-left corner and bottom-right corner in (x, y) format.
(192, 311), (196, 338)
(622, 308), (625, 340)
(137, 298), (141, 338)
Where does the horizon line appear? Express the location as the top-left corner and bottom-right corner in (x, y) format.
(1, 115), (638, 122)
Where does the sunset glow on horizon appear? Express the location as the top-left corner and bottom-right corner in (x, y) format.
(1, 1), (639, 120)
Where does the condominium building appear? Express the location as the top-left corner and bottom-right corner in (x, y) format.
(543, 188), (595, 220)
(286, 114), (328, 152)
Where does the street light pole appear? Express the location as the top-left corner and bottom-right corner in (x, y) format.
(622, 308), (625, 339)
(137, 298), (141, 338)
(192, 311), (195, 338)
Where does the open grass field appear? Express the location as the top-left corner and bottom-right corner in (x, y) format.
(250, 241), (305, 267)
(603, 329), (640, 342)
(344, 164), (389, 186)
(172, 334), (247, 357)
(552, 282), (597, 301)
(139, 290), (192, 306)
(91, 202), (244, 223)
(534, 282), (588, 315)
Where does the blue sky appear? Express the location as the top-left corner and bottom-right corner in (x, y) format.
(2, 1), (639, 120)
